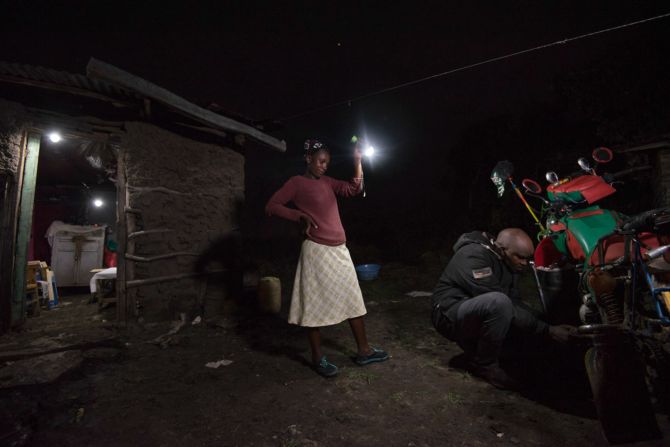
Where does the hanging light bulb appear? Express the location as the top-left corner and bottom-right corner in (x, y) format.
(48, 132), (62, 143)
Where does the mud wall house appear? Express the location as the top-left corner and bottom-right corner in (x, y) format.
(0, 59), (286, 333)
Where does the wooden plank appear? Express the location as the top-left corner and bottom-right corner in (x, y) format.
(115, 146), (128, 324)
(126, 213), (138, 318)
(126, 269), (226, 289)
(175, 122), (229, 139)
(12, 133), (40, 325)
(128, 229), (174, 239)
(125, 251), (199, 262)
(86, 58), (286, 153)
(25, 108), (126, 139)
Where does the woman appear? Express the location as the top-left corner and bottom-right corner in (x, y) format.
(265, 139), (389, 377)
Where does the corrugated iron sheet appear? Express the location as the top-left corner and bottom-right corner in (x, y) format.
(0, 61), (142, 102)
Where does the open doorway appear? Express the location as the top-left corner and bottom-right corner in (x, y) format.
(27, 132), (118, 318)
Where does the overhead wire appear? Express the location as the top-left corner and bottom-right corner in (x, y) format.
(278, 11), (670, 122)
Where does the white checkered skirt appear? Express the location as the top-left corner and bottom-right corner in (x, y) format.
(289, 240), (367, 327)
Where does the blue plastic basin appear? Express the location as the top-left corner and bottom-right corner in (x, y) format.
(355, 264), (381, 281)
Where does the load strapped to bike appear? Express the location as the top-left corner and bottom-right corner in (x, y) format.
(491, 147), (670, 444)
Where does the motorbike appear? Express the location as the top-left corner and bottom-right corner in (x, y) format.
(491, 148), (670, 444)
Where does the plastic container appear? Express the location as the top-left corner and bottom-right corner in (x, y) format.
(257, 277), (281, 313)
(355, 264), (381, 281)
(47, 269), (58, 308)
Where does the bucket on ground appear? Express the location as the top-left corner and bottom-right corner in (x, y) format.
(355, 264), (381, 281)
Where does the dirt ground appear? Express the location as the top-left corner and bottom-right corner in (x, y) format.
(2, 263), (670, 447)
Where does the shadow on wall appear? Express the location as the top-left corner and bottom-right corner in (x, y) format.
(194, 229), (253, 311)
(194, 195), (248, 307)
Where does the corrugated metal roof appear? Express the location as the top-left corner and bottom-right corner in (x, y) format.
(0, 61), (142, 102)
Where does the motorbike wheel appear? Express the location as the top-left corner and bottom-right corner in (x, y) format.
(639, 337), (670, 414)
(584, 334), (662, 444)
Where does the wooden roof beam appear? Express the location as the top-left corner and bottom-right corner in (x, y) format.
(86, 58), (286, 152)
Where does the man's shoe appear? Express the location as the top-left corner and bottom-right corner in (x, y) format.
(468, 363), (520, 391)
(448, 352), (472, 370)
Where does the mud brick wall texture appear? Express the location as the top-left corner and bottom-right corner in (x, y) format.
(122, 122), (244, 320)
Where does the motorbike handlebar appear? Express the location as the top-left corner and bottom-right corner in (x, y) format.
(621, 208), (670, 233)
(557, 165), (651, 186)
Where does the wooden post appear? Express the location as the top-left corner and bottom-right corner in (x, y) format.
(0, 174), (11, 332)
(12, 133), (40, 325)
(0, 137), (23, 332)
(116, 146), (128, 324)
(125, 197), (138, 319)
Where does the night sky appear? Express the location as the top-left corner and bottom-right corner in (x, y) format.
(2, 1), (670, 259)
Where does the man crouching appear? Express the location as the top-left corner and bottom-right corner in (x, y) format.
(431, 228), (575, 390)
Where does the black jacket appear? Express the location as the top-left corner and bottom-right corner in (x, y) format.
(432, 231), (548, 334)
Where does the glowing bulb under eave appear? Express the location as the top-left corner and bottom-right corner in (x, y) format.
(364, 146), (375, 158)
(93, 199), (104, 208)
(48, 132), (62, 143)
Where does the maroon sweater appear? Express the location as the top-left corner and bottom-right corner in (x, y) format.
(265, 175), (363, 246)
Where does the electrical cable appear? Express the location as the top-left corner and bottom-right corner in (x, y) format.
(279, 11), (670, 122)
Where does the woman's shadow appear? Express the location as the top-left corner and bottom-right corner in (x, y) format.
(195, 231), (321, 368)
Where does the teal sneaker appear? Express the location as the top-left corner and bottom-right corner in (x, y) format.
(355, 347), (389, 366)
(314, 355), (338, 378)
